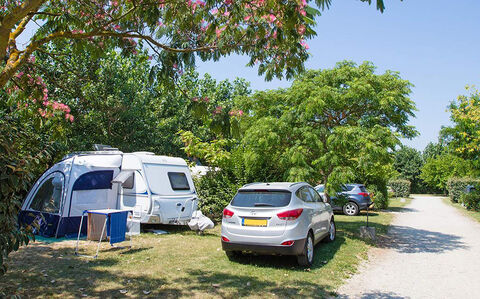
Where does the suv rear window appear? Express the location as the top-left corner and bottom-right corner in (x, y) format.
(231, 190), (291, 207)
(344, 185), (355, 192)
(359, 185), (367, 192)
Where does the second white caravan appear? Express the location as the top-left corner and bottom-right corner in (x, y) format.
(117, 152), (198, 225)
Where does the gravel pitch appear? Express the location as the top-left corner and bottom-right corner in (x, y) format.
(336, 195), (480, 299)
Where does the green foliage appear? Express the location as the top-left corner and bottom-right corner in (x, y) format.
(0, 113), (59, 275)
(370, 185), (389, 210)
(441, 86), (480, 167)
(393, 146), (428, 193)
(446, 177), (480, 203)
(388, 179), (411, 198)
(238, 61), (417, 200)
(194, 171), (245, 222)
(420, 154), (478, 191)
(423, 142), (446, 161)
(460, 190), (480, 211)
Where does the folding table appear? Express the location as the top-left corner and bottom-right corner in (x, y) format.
(75, 209), (132, 258)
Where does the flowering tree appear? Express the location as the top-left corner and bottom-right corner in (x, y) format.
(443, 86), (480, 163)
(1, 0), (387, 116)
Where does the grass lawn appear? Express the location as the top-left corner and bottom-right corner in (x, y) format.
(443, 197), (480, 223)
(1, 198), (411, 298)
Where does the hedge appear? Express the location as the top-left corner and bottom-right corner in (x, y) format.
(460, 191), (480, 211)
(389, 179), (411, 198)
(446, 177), (480, 202)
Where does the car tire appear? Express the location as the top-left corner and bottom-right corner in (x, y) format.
(343, 201), (359, 216)
(297, 232), (314, 267)
(225, 250), (242, 260)
(323, 219), (336, 243)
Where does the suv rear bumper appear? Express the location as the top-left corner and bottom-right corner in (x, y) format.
(222, 238), (306, 256)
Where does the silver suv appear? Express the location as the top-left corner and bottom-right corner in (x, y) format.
(221, 182), (335, 266)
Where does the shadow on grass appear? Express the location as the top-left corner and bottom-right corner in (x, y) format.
(2, 243), (333, 298)
(224, 235), (345, 271)
(183, 269), (332, 297)
(142, 224), (218, 238)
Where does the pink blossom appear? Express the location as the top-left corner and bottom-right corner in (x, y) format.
(268, 14), (276, 23)
(297, 24), (306, 35)
(300, 40), (309, 49)
(244, 15), (252, 21)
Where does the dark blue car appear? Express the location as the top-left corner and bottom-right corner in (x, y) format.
(315, 184), (373, 216)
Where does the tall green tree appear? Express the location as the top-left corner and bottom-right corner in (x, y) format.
(237, 61), (417, 198)
(420, 154), (478, 191)
(393, 145), (428, 193)
(441, 86), (480, 167)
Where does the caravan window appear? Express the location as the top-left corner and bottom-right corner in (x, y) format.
(72, 170), (113, 191)
(30, 172), (65, 214)
(167, 172), (190, 190)
(122, 173), (134, 189)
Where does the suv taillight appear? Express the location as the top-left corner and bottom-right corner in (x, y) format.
(277, 208), (303, 220)
(359, 192), (369, 197)
(223, 208), (234, 219)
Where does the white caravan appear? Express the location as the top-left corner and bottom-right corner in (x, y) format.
(19, 150), (198, 237)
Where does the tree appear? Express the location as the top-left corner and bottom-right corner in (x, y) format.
(1, 0), (388, 92)
(423, 141), (446, 162)
(237, 61), (417, 198)
(441, 86), (480, 166)
(393, 145), (427, 193)
(420, 154), (478, 191)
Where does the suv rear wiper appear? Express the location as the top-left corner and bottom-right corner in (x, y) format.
(254, 203), (274, 207)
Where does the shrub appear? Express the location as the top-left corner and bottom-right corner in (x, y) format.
(368, 184), (389, 210)
(446, 177), (480, 202)
(388, 179), (411, 198)
(460, 191), (480, 211)
(194, 170), (244, 222)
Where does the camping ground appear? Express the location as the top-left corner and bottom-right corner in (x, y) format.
(0, 198), (410, 298)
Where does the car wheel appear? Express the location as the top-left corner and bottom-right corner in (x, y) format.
(225, 251), (242, 260)
(297, 232), (314, 267)
(323, 219), (336, 243)
(343, 202), (359, 216)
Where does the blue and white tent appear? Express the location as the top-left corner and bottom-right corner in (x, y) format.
(19, 151), (198, 238)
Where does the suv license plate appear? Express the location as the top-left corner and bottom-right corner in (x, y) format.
(243, 218), (267, 227)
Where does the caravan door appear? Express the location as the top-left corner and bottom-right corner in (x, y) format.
(118, 170), (151, 221)
(143, 164), (197, 224)
(19, 171), (65, 237)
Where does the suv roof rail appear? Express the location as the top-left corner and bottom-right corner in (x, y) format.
(242, 182), (265, 187)
(289, 182), (308, 187)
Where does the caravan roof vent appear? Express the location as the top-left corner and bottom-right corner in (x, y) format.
(93, 144), (119, 151)
(133, 151), (155, 155)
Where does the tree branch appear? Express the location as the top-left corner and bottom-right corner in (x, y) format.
(0, 0), (46, 62)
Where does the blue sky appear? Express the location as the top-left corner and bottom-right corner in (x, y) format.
(196, 0), (480, 151)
